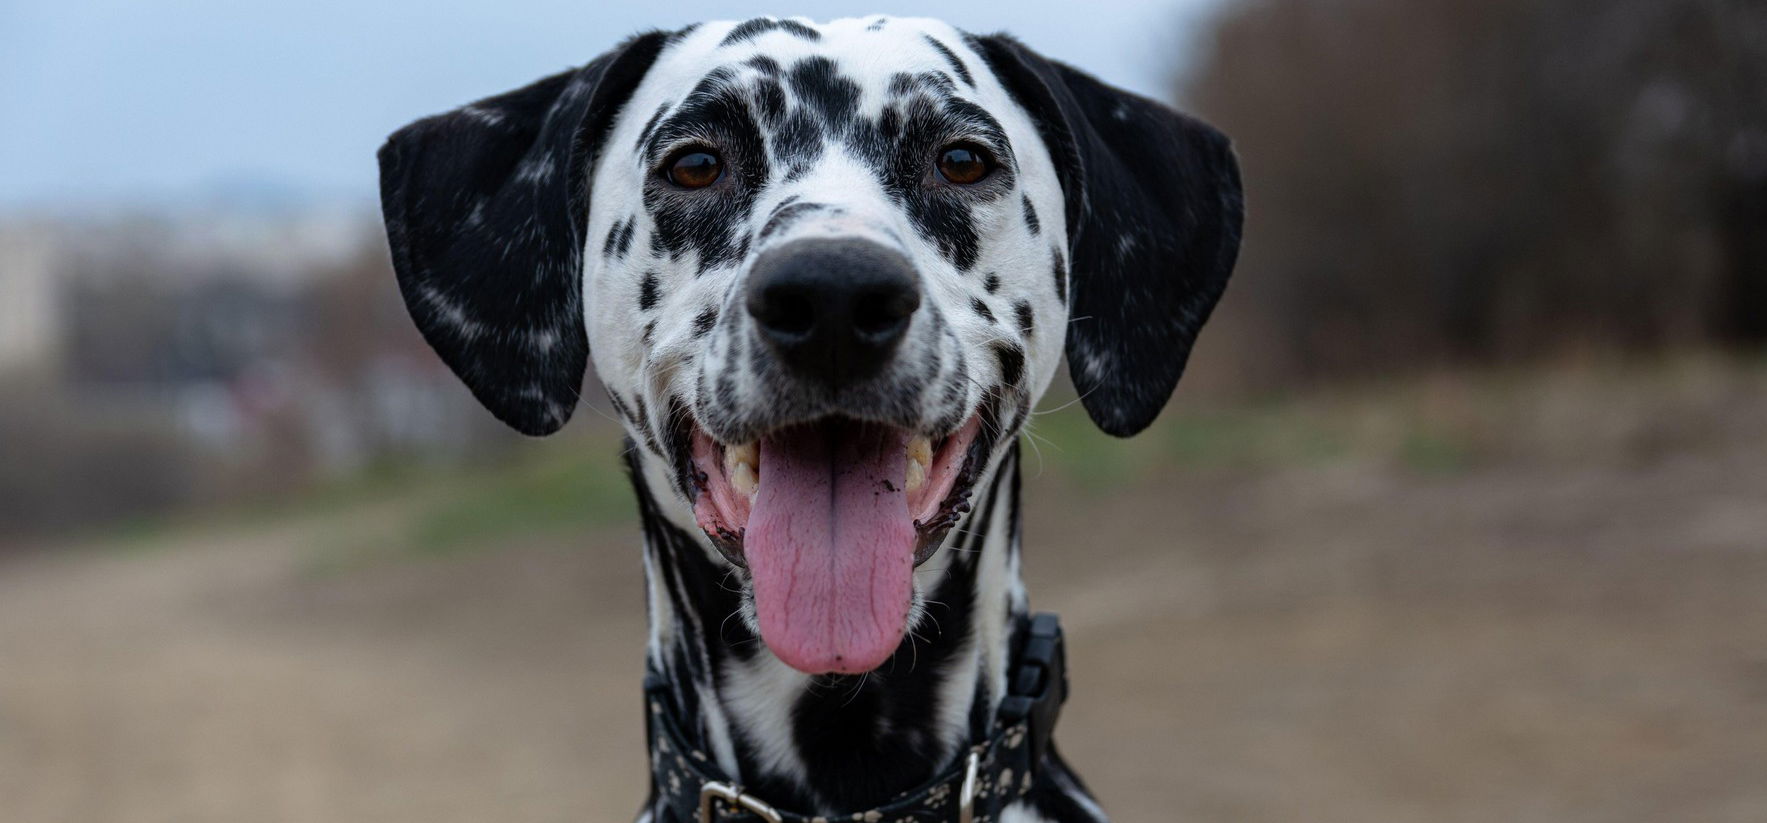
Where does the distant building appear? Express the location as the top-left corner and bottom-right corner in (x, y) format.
(0, 224), (62, 378)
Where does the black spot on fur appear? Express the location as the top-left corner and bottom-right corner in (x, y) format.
(638, 271), (659, 311)
(787, 57), (861, 134)
(772, 112), (824, 179)
(753, 77), (788, 127)
(887, 71), (958, 100)
(875, 104), (901, 144)
(721, 17), (820, 47)
(984, 272), (1001, 293)
(613, 217), (636, 258)
(745, 55), (782, 76)
(601, 217), (633, 258)
(630, 393), (661, 454)
(774, 19), (821, 42)
(1022, 194), (1040, 235)
(757, 200), (831, 246)
(970, 297), (996, 324)
(1051, 247), (1068, 301)
(606, 389), (634, 426)
(905, 183), (984, 271)
(922, 35), (975, 87)
(866, 17), (888, 31)
(887, 72), (916, 98)
(692, 306), (718, 338)
(1013, 300), (1035, 336)
(641, 320), (656, 346)
(994, 342), (1025, 386)
(720, 18), (773, 46)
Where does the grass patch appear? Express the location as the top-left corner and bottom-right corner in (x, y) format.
(1398, 430), (1472, 474)
(1022, 392), (1361, 491)
(302, 426), (637, 573)
(1019, 371), (1532, 488)
(403, 445), (635, 556)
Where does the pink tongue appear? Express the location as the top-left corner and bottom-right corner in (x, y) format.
(746, 420), (915, 674)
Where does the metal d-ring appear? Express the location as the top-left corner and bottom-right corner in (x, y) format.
(699, 781), (784, 823)
(958, 749), (981, 823)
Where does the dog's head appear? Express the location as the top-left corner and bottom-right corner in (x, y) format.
(379, 17), (1242, 675)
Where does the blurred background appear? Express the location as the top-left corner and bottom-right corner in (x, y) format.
(2, 1), (1764, 821)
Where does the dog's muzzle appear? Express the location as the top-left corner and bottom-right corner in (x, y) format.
(745, 238), (921, 389)
(686, 237), (990, 676)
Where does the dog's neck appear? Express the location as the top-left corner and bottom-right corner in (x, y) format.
(629, 444), (1028, 816)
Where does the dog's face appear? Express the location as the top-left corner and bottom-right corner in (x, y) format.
(379, 17), (1242, 675)
(584, 20), (1068, 674)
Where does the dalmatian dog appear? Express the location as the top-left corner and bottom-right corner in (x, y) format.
(378, 16), (1241, 822)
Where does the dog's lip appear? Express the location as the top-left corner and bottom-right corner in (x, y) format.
(677, 409), (994, 568)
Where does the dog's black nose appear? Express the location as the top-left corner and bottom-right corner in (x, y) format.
(746, 239), (921, 386)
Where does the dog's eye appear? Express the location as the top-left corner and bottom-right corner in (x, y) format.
(936, 145), (993, 185)
(667, 150), (723, 189)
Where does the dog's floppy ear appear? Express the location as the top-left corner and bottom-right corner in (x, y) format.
(971, 35), (1244, 437)
(378, 31), (669, 435)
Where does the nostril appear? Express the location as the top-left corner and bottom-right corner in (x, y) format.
(752, 285), (817, 339)
(852, 287), (920, 341)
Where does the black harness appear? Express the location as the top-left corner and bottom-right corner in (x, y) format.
(644, 613), (1069, 823)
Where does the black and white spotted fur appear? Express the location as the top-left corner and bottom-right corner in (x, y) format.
(378, 16), (1242, 822)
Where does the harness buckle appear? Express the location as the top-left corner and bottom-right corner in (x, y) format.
(699, 781), (783, 823)
(996, 612), (1067, 769)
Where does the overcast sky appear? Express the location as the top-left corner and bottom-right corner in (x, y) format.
(0, 0), (1222, 210)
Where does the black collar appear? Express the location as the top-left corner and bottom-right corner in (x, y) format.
(644, 613), (1069, 823)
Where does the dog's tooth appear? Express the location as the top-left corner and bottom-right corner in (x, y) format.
(907, 435), (932, 467)
(730, 461), (758, 498)
(725, 441), (758, 474)
(905, 457), (926, 493)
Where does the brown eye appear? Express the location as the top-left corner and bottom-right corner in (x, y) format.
(936, 145), (992, 185)
(667, 150), (723, 189)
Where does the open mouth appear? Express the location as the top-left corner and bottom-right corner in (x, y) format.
(681, 412), (991, 675)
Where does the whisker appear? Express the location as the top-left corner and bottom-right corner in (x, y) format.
(918, 603), (946, 638)
(840, 672), (871, 706)
(719, 608), (743, 642)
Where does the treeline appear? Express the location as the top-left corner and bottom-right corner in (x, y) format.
(1180, 0), (1767, 385)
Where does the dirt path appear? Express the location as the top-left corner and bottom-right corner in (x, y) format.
(4, 436), (1765, 822)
